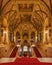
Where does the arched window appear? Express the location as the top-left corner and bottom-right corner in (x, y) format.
(22, 30), (29, 38)
(9, 32), (14, 42)
(31, 32), (35, 45)
(23, 46), (28, 52)
(31, 32), (35, 39)
(39, 32), (43, 42)
(16, 32), (21, 44)
(19, 47), (23, 56)
(23, 33), (28, 38)
(16, 32), (20, 39)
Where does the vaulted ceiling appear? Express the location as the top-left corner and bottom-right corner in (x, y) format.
(0, 0), (52, 31)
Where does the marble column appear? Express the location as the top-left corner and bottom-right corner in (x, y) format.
(35, 31), (37, 43)
(3, 18), (9, 44)
(14, 32), (16, 43)
(37, 31), (40, 43)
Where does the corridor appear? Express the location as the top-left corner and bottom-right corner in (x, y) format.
(0, 0), (52, 58)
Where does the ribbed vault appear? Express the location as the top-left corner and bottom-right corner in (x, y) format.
(0, 0), (52, 31)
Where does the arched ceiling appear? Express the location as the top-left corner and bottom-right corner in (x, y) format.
(0, 0), (52, 31)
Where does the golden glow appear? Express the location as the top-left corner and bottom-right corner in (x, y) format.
(44, 18), (49, 27)
(3, 30), (7, 34)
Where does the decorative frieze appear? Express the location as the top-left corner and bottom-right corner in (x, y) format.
(18, 4), (34, 12)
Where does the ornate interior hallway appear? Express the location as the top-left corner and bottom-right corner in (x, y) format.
(0, 0), (52, 58)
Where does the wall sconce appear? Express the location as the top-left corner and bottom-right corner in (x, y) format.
(45, 30), (49, 34)
(35, 36), (37, 42)
(36, 36), (37, 39)
(16, 44), (20, 47)
(3, 30), (7, 34)
(31, 44), (35, 47)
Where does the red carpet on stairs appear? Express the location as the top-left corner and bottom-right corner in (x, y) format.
(33, 47), (42, 57)
(10, 46), (42, 57)
(10, 47), (18, 57)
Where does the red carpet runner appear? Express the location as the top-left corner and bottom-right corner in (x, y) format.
(0, 58), (52, 65)
(10, 47), (18, 57)
(33, 47), (42, 57)
(15, 58), (40, 63)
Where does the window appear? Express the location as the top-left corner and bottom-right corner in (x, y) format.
(9, 32), (14, 42)
(31, 32), (35, 39)
(16, 32), (20, 39)
(23, 46), (28, 52)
